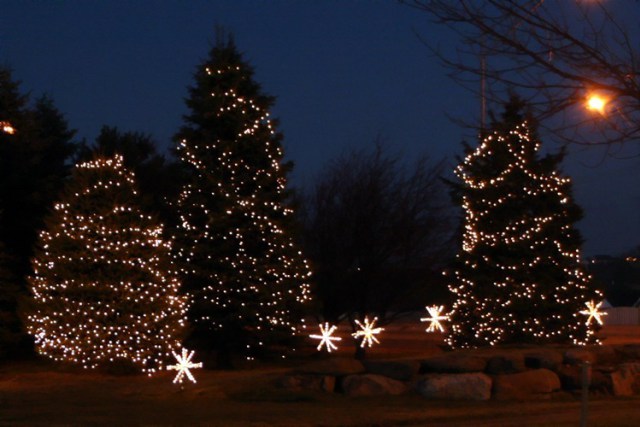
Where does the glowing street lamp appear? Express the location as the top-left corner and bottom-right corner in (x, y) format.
(586, 93), (607, 114)
(1, 121), (15, 134)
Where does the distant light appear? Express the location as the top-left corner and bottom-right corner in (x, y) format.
(1, 121), (15, 134)
(586, 93), (607, 114)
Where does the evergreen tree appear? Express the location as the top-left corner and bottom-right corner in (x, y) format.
(1, 68), (77, 357)
(0, 69), (29, 356)
(447, 97), (601, 348)
(174, 34), (312, 361)
(27, 155), (186, 373)
(0, 231), (21, 359)
(0, 68), (77, 289)
(77, 125), (185, 224)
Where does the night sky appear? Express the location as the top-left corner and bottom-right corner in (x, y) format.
(2, 1), (638, 256)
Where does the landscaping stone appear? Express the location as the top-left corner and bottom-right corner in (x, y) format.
(492, 368), (561, 400)
(275, 374), (336, 393)
(416, 373), (492, 401)
(617, 344), (640, 360)
(591, 345), (619, 365)
(341, 374), (407, 396)
(362, 360), (419, 381)
(297, 358), (365, 376)
(420, 354), (487, 374)
(609, 363), (640, 396)
(563, 349), (596, 365)
(485, 354), (526, 375)
(556, 363), (612, 393)
(589, 369), (613, 395)
(556, 364), (582, 390)
(524, 349), (563, 371)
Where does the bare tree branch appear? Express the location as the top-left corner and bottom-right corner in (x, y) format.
(298, 142), (456, 334)
(402, 0), (640, 153)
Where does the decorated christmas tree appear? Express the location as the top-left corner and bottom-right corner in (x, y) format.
(174, 34), (312, 361)
(26, 154), (186, 373)
(447, 97), (601, 348)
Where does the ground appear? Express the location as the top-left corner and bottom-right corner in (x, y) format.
(1, 321), (640, 426)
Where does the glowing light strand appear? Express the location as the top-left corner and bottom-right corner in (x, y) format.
(447, 117), (601, 349)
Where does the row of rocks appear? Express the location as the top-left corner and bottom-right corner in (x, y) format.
(276, 344), (640, 400)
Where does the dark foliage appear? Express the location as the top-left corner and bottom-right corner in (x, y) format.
(76, 126), (185, 225)
(0, 67), (78, 357)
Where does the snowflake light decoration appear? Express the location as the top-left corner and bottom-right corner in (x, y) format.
(167, 348), (203, 384)
(579, 300), (607, 326)
(310, 322), (342, 352)
(352, 316), (384, 348)
(420, 305), (450, 333)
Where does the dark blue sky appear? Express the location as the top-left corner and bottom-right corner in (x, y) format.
(2, 1), (638, 256)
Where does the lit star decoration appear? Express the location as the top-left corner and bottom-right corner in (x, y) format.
(446, 102), (602, 349)
(167, 348), (203, 384)
(26, 155), (186, 374)
(352, 316), (384, 348)
(580, 300), (607, 326)
(310, 322), (342, 352)
(421, 306), (450, 333)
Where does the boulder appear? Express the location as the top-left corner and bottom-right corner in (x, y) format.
(591, 345), (619, 365)
(485, 354), (526, 375)
(416, 373), (492, 401)
(275, 374), (335, 393)
(609, 363), (640, 396)
(297, 358), (365, 376)
(563, 349), (596, 366)
(363, 360), (420, 381)
(420, 355), (487, 374)
(617, 344), (640, 361)
(590, 369), (613, 395)
(492, 369), (561, 400)
(556, 364), (583, 390)
(341, 374), (407, 396)
(524, 350), (563, 371)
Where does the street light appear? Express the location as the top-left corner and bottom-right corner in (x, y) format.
(586, 93), (607, 115)
(0, 121), (16, 134)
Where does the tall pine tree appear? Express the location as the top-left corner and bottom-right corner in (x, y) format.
(27, 155), (186, 373)
(0, 228), (20, 359)
(174, 34), (312, 362)
(1, 68), (77, 356)
(0, 69), (77, 284)
(447, 97), (601, 348)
